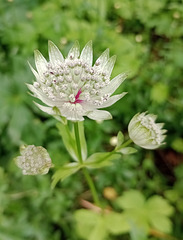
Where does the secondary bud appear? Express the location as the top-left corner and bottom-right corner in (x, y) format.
(128, 112), (166, 149)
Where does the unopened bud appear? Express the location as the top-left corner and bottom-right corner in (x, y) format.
(128, 112), (166, 149)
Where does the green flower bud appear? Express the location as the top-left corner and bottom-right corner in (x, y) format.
(128, 112), (166, 149)
(14, 145), (52, 175)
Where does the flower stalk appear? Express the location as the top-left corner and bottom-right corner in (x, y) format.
(74, 122), (101, 207)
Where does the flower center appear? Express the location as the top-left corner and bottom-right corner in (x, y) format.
(70, 88), (83, 104)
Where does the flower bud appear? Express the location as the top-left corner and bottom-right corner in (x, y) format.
(128, 112), (166, 149)
(14, 145), (52, 175)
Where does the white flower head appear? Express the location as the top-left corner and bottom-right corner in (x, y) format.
(27, 41), (127, 121)
(128, 112), (166, 149)
(14, 145), (52, 175)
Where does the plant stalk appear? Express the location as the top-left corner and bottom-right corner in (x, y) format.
(74, 122), (101, 207)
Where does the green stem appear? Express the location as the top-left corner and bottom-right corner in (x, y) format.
(74, 122), (101, 207)
(115, 138), (133, 151)
(120, 139), (133, 148)
(82, 168), (101, 206)
(74, 122), (83, 164)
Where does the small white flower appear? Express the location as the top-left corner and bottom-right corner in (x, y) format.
(14, 145), (52, 175)
(128, 112), (166, 149)
(27, 41), (127, 121)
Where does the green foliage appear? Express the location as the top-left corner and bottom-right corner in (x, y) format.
(85, 152), (120, 168)
(74, 210), (129, 240)
(150, 83), (169, 104)
(117, 147), (137, 155)
(116, 131), (124, 147)
(0, 0), (183, 239)
(75, 190), (174, 240)
(116, 190), (174, 235)
(51, 162), (81, 188)
(0, 166), (82, 240)
(57, 123), (78, 161)
(165, 165), (183, 214)
(171, 138), (183, 153)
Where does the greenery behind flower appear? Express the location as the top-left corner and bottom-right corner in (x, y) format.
(0, 0), (183, 239)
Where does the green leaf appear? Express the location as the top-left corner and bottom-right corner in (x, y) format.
(85, 152), (119, 169)
(74, 210), (101, 239)
(164, 190), (179, 203)
(146, 196), (174, 216)
(51, 162), (80, 188)
(57, 123), (78, 161)
(78, 121), (87, 161)
(116, 190), (145, 209)
(74, 209), (108, 240)
(104, 212), (130, 235)
(146, 196), (174, 233)
(117, 147), (137, 155)
(171, 138), (183, 153)
(117, 131), (124, 147)
(148, 214), (173, 233)
(89, 217), (107, 240)
(123, 210), (149, 234)
(130, 222), (148, 240)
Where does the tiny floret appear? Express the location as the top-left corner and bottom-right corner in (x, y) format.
(14, 145), (52, 175)
(28, 40), (127, 121)
(128, 112), (166, 149)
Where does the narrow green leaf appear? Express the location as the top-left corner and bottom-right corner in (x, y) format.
(85, 152), (119, 169)
(117, 147), (137, 155)
(117, 131), (124, 147)
(78, 121), (87, 161)
(51, 163), (80, 188)
(57, 123), (78, 161)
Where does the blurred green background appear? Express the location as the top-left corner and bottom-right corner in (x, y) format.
(0, 0), (183, 239)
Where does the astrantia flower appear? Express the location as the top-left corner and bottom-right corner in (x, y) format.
(27, 41), (127, 121)
(128, 112), (166, 149)
(14, 145), (52, 175)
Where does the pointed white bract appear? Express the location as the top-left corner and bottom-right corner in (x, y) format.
(128, 112), (166, 149)
(14, 145), (52, 175)
(28, 41), (127, 121)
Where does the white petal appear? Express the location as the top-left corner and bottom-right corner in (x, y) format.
(61, 105), (84, 121)
(34, 50), (48, 76)
(67, 41), (80, 59)
(67, 114), (84, 122)
(147, 113), (157, 121)
(34, 102), (55, 115)
(80, 41), (93, 66)
(27, 84), (55, 106)
(27, 84), (66, 107)
(28, 62), (42, 83)
(48, 40), (64, 64)
(103, 55), (116, 77)
(87, 110), (112, 120)
(101, 73), (127, 95)
(98, 93), (127, 108)
(95, 48), (109, 68)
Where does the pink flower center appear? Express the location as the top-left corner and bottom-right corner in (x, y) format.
(72, 89), (83, 104)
